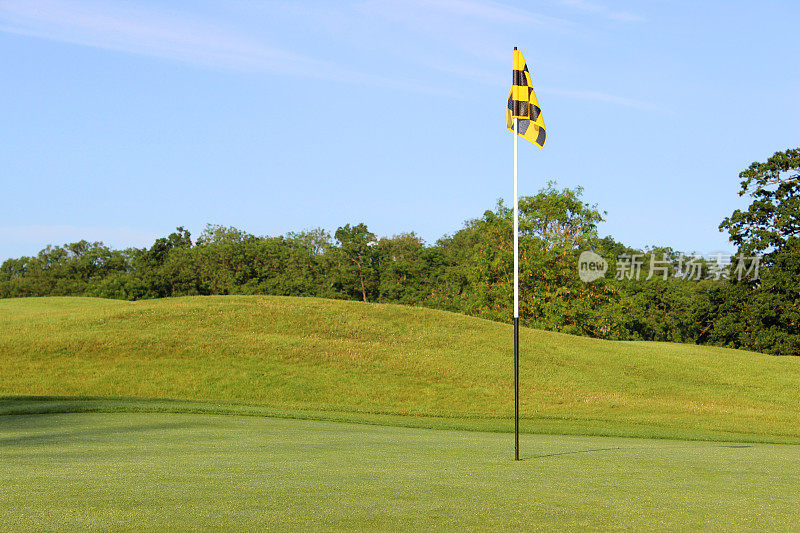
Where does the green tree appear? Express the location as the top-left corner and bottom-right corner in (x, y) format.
(436, 182), (613, 335)
(718, 148), (800, 355)
(334, 223), (377, 302)
(720, 148), (800, 259)
(134, 227), (193, 298)
(375, 233), (430, 304)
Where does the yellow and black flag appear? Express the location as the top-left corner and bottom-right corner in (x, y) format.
(507, 49), (546, 148)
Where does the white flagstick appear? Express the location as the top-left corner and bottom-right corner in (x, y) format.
(513, 115), (520, 461)
(513, 119), (519, 319)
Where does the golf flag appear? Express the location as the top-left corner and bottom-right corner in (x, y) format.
(506, 49), (546, 148)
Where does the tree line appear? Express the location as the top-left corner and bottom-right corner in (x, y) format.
(2, 149), (798, 355)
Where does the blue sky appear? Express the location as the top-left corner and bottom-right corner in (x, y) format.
(1, 0), (798, 261)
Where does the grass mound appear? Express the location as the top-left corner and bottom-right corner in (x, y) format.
(1, 296), (798, 442)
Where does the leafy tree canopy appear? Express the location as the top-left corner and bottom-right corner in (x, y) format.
(720, 148), (800, 258)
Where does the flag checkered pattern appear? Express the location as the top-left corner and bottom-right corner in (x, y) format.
(506, 49), (546, 148)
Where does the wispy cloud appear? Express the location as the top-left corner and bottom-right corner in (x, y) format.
(0, 0), (654, 108)
(544, 88), (659, 110)
(0, 0), (445, 93)
(358, 0), (573, 64)
(0, 1), (308, 72)
(558, 0), (644, 22)
(368, 0), (574, 29)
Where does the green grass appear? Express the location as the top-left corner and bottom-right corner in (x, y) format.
(1, 412), (798, 531)
(1, 295), (799, 442)
(2, 295), (799, 529)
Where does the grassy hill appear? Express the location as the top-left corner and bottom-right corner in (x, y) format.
(1, 295), (798, 442)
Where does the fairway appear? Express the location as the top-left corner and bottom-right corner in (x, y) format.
(1, 412), (798, 530)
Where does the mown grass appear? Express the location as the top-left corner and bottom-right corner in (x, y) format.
(1, 413), (798, 531)
(1, 296), (798, 442)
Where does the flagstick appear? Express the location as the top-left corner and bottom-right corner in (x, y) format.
(513, 116), (520, 461)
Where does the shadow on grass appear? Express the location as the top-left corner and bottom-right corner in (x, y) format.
(523, 447), (622, 460)
(2, 396), (797, 445)
(0, 419), (207, 448)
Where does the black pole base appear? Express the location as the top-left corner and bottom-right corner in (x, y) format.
(514, 316), (519, 461)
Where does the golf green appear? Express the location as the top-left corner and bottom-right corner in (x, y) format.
(2, 412), (797, 530)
